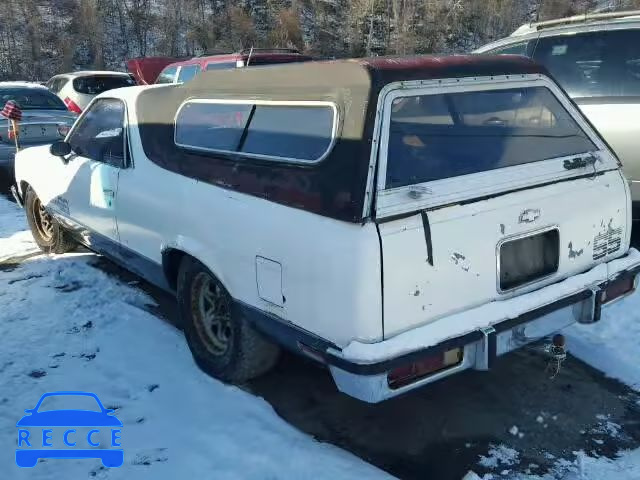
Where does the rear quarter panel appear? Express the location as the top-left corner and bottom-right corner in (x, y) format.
(380, 170), (630, 339)
(119, 101), (384, 347)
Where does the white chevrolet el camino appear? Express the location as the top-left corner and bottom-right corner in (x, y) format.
(12, 56), (640, 402)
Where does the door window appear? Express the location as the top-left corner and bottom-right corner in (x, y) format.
(67, 98), (126, 167)
(205, 62), (236, 71)
(55, 78), (69, 93)
(533, 29), (640, 98)
(46, 78), (57, 91)
(155, 66), (178, 84)
(488, 41), (530, 56)
(177, 64), (201, 83)
(47, 78), (66, 94)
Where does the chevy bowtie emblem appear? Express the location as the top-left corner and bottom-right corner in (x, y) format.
(519, 208), (541, 223)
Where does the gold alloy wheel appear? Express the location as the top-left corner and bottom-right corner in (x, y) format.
(32, 197), (54, 242)
(190, 272), (233, 357)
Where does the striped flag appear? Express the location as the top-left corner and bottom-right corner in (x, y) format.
(1, 100), (22, 121)
(2, 100), (22, 150)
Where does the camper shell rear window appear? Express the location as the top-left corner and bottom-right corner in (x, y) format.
(386, 86), (596, 188)
(174, 100), (337, 163)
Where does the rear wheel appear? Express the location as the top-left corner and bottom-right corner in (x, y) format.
(24, 187), (76, 254)
(177, 257), (280, 383)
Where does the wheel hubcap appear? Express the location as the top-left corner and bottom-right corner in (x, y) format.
(33, 197), (54, 241)
(191, 273), (233, 357)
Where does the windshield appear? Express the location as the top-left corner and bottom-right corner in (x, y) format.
(386, 86), (596, 188)
(73, 75), (135, 95)
(0, 87), (67, 110)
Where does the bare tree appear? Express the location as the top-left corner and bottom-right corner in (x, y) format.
(1, 0), (638, 80)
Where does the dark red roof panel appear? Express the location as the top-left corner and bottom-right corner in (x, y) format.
(356, 54), (546, 86)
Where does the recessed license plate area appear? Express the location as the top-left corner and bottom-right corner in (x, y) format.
(17, 124), (60, 142)
(499, 228), (560, 291)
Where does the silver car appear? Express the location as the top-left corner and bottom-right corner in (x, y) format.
(475, 10), (640, 219)
(0, 82), (76, 170)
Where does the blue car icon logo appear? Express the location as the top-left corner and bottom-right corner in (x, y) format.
(16, 391), (123, 468)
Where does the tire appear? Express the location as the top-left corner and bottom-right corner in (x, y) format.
(177, 256), (280, 383)
(24, 187), (76, 254)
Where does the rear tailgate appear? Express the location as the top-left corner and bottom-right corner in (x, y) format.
(379, 171), (628, 338)
(373, 74), (629, 339)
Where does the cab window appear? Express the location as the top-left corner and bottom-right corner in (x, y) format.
(68, 98), (126, 167)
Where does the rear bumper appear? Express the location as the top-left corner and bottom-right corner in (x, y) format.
(326, 249), (640, 403)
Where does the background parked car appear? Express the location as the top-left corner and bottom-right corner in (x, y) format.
(475, 9), (640, 219)
(126, 56), (185, 84)
(0, 82), (76, 170)
(45, 71), (136, 113)
(154, 48), (312, 84)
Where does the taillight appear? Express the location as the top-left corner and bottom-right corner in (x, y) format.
(64, 97), (82, 114)
(57, 125), (71, 137)
(601, 275), (637, 304)
(387, 348), (463, 389)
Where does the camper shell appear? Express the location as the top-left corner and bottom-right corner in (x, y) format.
(135, 55), (548, 222)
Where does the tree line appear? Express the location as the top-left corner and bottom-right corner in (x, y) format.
(1, 0), (638, 81)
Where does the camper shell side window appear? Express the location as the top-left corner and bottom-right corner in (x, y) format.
(174, 100), (338, 164)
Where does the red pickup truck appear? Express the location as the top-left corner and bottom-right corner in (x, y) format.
(127, 49), (312, 85)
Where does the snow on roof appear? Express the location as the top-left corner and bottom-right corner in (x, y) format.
(0, 81), (47, 89)
(63, 70), (132, 78)
(95, 83), (171, 102)
(511, 9), (640, 37)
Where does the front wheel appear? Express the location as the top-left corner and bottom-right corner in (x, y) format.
(177, 257), (280, 383)
(24, 187), (76, 254)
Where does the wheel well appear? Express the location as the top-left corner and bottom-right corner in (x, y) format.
(20, 180), (30, 197)
(162, 248), (188, 291)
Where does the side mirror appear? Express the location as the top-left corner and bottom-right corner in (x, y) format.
(50, 140), (72, 158)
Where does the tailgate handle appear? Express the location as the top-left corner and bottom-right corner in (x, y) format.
(421, 211), (434, 266)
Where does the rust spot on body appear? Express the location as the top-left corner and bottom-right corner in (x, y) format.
(451, 252), (470, 272)
(568, 241), (584, 259)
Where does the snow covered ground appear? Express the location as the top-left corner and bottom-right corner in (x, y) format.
(463, 264), (640, 479)
(2, 191), (640, 480)
(465, 264), (640, 479)
(0, 195), (390, 479)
